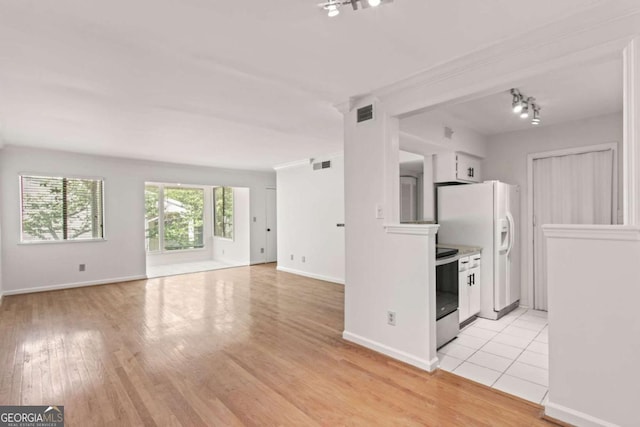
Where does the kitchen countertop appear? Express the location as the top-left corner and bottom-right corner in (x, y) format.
(437, 243), (482, 256)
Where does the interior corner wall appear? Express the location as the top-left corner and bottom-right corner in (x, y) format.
(483, 112), (623, 308)
(276, 156), (345, 284)
(213, 187), (251, 265)
(0, 146), (276, 294)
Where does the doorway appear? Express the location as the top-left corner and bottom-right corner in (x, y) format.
(530, 144), (617, 310)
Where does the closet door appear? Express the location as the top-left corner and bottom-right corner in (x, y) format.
(532, 149), (614, 310)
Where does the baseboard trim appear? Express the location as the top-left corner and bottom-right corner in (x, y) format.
(2, 275), (148, 296)
(342, 330), (438, 372)
(276, 266), (345, 285)
(545, 401), (619, 427)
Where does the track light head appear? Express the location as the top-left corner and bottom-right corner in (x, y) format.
(531, 105), (542, 125)
(511, 89), (524, 114)
(323, 1), (341, 16)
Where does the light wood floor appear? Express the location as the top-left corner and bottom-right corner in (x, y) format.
(0, 264), (556, 426)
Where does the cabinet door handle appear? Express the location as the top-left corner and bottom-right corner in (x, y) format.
(471, 273), (475, 285)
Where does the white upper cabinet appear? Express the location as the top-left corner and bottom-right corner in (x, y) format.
(434, 152), (482, 183)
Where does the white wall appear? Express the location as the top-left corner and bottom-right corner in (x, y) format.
(483, 113), (623, 307)
(400, 111), (489, 158)
(276, 155), (345, 284)
(213, 187), (251, 265)
(543, 226), (640, 426)
(342, 99), (439, 371)
(0, 146), (275, 294)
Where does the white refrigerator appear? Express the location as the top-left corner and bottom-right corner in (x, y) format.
(437, 181), (520, 320)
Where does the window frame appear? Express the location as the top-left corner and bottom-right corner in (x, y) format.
(18, 173), (106, 244)
(145, 183), (208, 253)
(213, 186), (234, 241)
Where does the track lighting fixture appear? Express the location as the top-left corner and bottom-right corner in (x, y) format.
(510, 89), (542, 126)
(319, 0), (392, 17)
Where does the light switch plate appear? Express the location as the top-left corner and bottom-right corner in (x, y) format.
(375, 204), (384, 219)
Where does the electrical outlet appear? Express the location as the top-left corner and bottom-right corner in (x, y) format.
(302, 256), (306, 263)
(387, 311), (396, 326)
(79, 264), (86, 272)
(260, 248), (264, 253)
(290, 254), (294, 261)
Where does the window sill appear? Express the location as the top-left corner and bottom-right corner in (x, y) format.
(19, 238), (107, 246)
(213, 236), (234, 242)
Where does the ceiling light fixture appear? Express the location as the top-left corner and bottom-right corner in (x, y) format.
(510, 89), (542, 126)
(319, 0), (393, 17)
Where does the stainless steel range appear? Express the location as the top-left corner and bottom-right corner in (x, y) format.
(436, 247), (459, 348)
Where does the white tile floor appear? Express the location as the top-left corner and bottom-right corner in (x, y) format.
(146, 260), (247, 278)
(438, 307), (549, 404)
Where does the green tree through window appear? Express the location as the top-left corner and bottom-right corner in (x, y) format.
(144, 185), (205, 251)
(20, 175), (104, 242)
(214, 187), (234, 239)
(164, 187), (204, 250)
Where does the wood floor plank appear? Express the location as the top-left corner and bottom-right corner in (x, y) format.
(0, 264), (557, 426)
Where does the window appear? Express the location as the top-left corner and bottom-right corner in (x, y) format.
(20, 175), (104, 242)
(214, 187), (233, 239)
(145, 184), (205, 252)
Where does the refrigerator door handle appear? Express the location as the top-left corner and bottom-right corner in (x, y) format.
(506, 211), (515, 257)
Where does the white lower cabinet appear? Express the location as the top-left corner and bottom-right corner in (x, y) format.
(459, 254), (481, 323)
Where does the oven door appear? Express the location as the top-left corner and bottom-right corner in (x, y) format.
(436, 258), (459, 320)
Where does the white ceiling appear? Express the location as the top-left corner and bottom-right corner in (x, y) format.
(402, 57), (623, 138)
(0, 0), (611, 170)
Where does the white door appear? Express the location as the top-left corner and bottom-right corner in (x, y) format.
(400, 176), (417, 222)
(532, 149), (614, 310)
(265, 188), (277, 263)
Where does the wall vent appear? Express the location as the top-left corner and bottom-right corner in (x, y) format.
(357, 104), (374, 123)
(313, 160), (332, 170)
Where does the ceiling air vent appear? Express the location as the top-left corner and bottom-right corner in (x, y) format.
(357, 104), (374, 123)
(313, 160), (332, 170)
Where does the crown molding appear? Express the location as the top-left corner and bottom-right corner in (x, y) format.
(273, 158), (311, 171)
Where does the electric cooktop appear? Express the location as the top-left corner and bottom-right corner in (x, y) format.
(436, 247), (459, 259)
